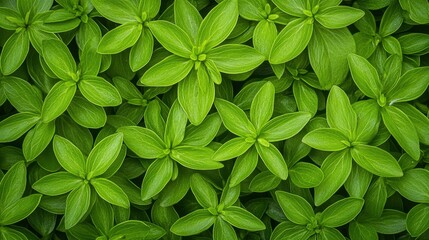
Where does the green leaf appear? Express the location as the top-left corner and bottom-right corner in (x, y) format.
(213, 217), (237, 240)
(0, 30), (29, 75)
(369, 209), (407, 234)
(91, 0), (138, 24)
(309, 25), (355, 89)
(269, 18), (313, 64)
(344, 163), (372, 198)
(143, 100), (166, 138)
(129, 28), (153, 71)
(315, 150), (352, 206)
(141, 157), (173, 201)
(253, 20), (277, 58)
(0, 194), (41, 225)
(91, 178), (129, 208)
(255, 142), (288, 180)
(0, 161), (26, 207)
(318, 228), (346, 240)
(0, 7), (22, 30)
(0, 113), (40, 143)
(249, 81), (275, 131)
(170, 209), (216, 236)
(171, 146), (223, 170)
(326, 86), (357, 139)
(53, 135), (86, 177)
(381, 105), (420, 160)
(148, 20), (193, 58)
(351, 145), (403, 177)
(178, 69), (215, 125)
(78, 76), (122, 107)
(271, 222), (313, 240)
(67, 96), (107, 129)
(406, 204), (429, 237)
(320, 197), (364, 227)
(272, 0), (307, 17)
(207, 44), (265, 74)
(86, 133), (123, 178)
(23, 121), (55, 161)
(388, 168), (429, 203)
(65, 183), (91, 229)
(118, 126), (166, 159)
(259, 112), (311, 142)
(197, 0), (238, 50)
(353, 100), (380, 143)
(398, 33), (429, 55)
(164, 101), (187, 148)
(363, 177), (387, 218)
(348, 54), (382, 98)
(386, 67), (429, 103)
(140, 55), (193, 87)
(212, 137), (254, 161)
(238, 0), (266, 21)
(302, 128), (350, 152)
(98, 23), (142, 54)
(396, 103), (429, 145)
(2, 76), (42, 114)
(229, 147), (258, 187)
(275, 191), (315, 225)
(249, 171), (281, 192)
(41, 81), (76, 123)
(32, 172), (82, 196)
(214, 98), (256, 137)
(349, 221), (378, 240)
(190, 173), (218, 208)
(315, 6), (364, 29)
(221, 206), (265, 231)
(108, 220), (151, 240)
(293, 81), (318, 116)
(42, 39), (77, 81)
(174, 0), (202, 40)
(289, 162), (324, 188)
(181, 113), (222, 146)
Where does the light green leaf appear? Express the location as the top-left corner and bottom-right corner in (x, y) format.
(53, 135), (86, 177)
(129, 28), (153, 71)
(32, 172), (82, 196)
(91, 178), (129, 208)
(65, 183), (91, 229)
(275, 191), (315, 225)
(148, 20), (193, 58)
(388, 168), (429, 203)
(253, 20), (277, 58)
(171, 146), (223, 170)
(302, 128), (350, 151)
(98, 23), (142, 54)
(406, 204), (429, 237)
(86, 133), (123, 178)
(197, 0), (238, 50)
(42, 39), (77, 81)
(207, 44), (264, 74)
(381, 105), (420, 160)
(260, 112), (311, 142)
(164, 101), (187, 147)
(91, 0), (138, 24)
(78, 76), (122, 107)
(250, 81), (275, 131)
(213, 217), (237, 240)
(351, 145), (403, 177)
(229, 147), (258, 187)
(174, 0), (202, 40)
(320, 198), (364, 227)
(315, 6), (364, 29)
(190, 173), (218, 208)
(386, 67), (429, 103)
(0, 194), (41, 226)
(23, 121), (55, 161)
(214, 98), (256, 137)
(212, 137), (254, 161)
(326, 86), (357, 139)
(221, 206), (265, 231)
(170, 209), (216, 236)
(256, 142), (288, 180)
(270, 18), (313, 64)
(290, 162), (324, 188)
(118, 126), (166, 159)
(41, 81), (76, 123)
(0, 113), (40, 143)
(0, 161), (26, 207)
(272, 0), (307, 17)
(315, 150), (352, 206)
(141, 157), (173, 201)
(2, 76), (43, 114)
(140, 55), (193, 87)
(0, 30), (29, 75)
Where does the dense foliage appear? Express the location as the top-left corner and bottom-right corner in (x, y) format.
(1, 0), (429, 239)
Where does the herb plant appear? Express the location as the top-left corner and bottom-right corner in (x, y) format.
(0, 0), (429, 239)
